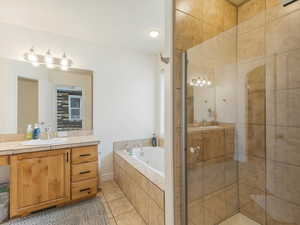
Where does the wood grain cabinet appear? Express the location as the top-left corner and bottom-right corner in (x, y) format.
(9, 145), (99, 218)
(71, 146), (98, 200)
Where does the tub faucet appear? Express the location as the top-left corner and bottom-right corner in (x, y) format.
(125, 144), (133, 155)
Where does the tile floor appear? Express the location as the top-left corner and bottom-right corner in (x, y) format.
(100, 181), (260, 225)
(218, 213), (260, 225)
(99, 180), (146, 225)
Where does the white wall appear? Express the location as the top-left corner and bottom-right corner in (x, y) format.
(0, 22), (159, 181)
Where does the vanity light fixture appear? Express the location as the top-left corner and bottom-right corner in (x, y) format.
(32, 62), (40, 67)
(60, 53), (69, 66)
(149, 30), (160, 38)
(27, 47), (38, 63)
(60, 65), (69, 71)
(190, 77), (212, 87)
(45, 50), (53, 64)
(46, 63), (55, 69)
(24, 48), (73, 71)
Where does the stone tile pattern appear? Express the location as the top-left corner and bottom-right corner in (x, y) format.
(237, 0), (300, 225)
(187, 127), (238, 225)
(175, 0), (300, 225)
(175, 0), (237, 51)
(113, 148), (165, 225)
(113, 139), (152, 152)
(99, 181), (147, 225)
(174, 1), (238, 224)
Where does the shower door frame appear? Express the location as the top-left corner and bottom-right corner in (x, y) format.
(181, 51), (188, 225)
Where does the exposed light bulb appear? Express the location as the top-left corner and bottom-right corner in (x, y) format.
(149, 30), (160, 38)
(28, 47), (37, 62)
(32, 62), (39, 67)
(60, 53), (69, 66)
(207, 81), (212, 86)
(60, 65), (69, 71)
(45, 50), (53, 64)
(46, 63), (55, 69)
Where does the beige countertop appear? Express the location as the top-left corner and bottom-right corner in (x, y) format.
(187, 124), (234, 133)
(0, 135), (100, 156)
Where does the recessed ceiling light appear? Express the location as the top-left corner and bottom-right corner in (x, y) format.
(149, 30), (160, 38)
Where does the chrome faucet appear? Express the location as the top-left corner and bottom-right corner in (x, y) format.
(45, 126), (52, 140)
(125, 144), (133, 155)
(40, 122), (52, 140)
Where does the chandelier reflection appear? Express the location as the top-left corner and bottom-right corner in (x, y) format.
(189, 77), (212, 87)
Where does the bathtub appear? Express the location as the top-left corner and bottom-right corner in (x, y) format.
(114, 145), (165, 224)
(114, 146), (165, 190)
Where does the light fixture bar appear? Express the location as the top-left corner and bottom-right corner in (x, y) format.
(24, 48), (73, 71)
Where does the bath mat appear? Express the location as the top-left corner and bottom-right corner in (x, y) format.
(3, 197), (108, 225)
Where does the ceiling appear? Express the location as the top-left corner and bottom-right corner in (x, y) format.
(0, 0), (164, 53)
(227, 0), (249, 6)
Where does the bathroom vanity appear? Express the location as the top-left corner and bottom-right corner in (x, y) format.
(0, 136), (100, 218)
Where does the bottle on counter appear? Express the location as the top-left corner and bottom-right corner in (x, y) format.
(32, 123), (41, 140)
(26, 124), (33, 140)
(152, 133), (157, 147)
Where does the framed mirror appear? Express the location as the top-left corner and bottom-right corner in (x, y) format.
(0, 57), (93, 134)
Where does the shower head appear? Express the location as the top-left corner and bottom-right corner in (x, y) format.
(282, 0), (299, 7)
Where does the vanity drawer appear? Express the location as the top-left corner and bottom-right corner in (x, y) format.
(72, 161), (98, 182)
(72, 179), (98, 200)
(72, 145), (98, 164)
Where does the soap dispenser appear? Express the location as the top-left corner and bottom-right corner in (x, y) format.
(152, 133), (157, 147)
(33, 123), (41, 140)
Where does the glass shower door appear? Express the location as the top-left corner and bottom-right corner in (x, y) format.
(175, 1), (300, 225)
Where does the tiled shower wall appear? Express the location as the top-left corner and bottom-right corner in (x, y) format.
(237, 0), (300, 224)
(174, 1), (238, 225)
(174, 0), (300, 225)
(237, 1), (267, 224)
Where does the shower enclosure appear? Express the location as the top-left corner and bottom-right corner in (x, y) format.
(174, 0), (300, 225)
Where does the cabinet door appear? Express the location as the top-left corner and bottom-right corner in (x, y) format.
(10, 149), (70, 217)
(187, 131), (204, 166)
(202, 129), (225, 160)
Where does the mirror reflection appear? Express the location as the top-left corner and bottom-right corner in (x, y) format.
(0, 58), (93, 134)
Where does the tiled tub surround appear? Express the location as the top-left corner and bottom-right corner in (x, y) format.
(187, 125), (238, 225)
(113, 141), (165, 225)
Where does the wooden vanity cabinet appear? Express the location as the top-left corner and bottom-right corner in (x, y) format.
(9, 145), (99, 218)
(10, 149), (71, 218)
(70, 145), (98, 200)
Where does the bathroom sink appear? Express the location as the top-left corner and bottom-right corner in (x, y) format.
(22, 138), (67, 146)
